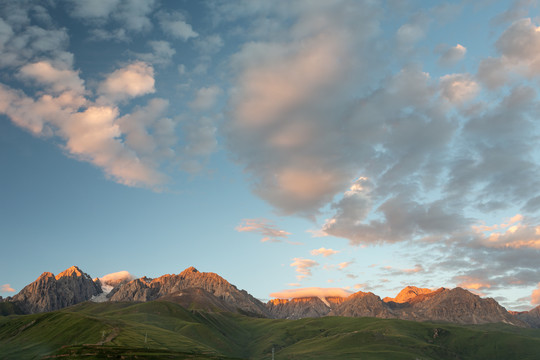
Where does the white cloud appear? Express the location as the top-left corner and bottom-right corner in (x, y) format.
(0, 58), (170, 189)
(310, 247), (339, 257)
(98, 61), (155, 103)
(235, 218), (291, 242)
(18, 61), (85, 95)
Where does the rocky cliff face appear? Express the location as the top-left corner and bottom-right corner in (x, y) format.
(383, 286), (434, 303)
(329, 291), (396, 319)
(5, 265), (537, 328)
(267, 296), (344, 319)
(393, 287), (526, 326)
(272, 286), (528, 327)
(109, 267), (269, 317)
(11, 266), (102, 314)
(513, 306), (540, 328)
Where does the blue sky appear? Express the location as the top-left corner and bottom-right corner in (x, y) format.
(1, 0), (540, 310)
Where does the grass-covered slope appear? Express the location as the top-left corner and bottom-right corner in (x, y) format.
(1, 300), (540, 359)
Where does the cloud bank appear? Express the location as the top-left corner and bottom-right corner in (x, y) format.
(269, 287), (352, 300)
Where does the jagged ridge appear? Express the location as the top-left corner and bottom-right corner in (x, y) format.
(3, 265), (539, 328)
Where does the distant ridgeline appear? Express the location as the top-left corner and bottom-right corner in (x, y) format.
(2, 266), (540, 359)
(2, 265), (540, 327)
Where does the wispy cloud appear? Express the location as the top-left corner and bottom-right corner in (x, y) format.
(290, 258), (319, 280)
(310, 247), (339, 257)
(235, 218), (291, 242)
(1, 284), (15, 293)
(338, 261), (353, 270)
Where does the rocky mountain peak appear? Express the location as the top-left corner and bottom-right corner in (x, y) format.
(11, 266), (101, 314)
(38, 272), (55, 280)
(267, 296), (335, 319)
(55, 265), (85, 280)
(109, 266), (269, 317)
(384, 286), (434, 303)
(180, 266), (199, 276)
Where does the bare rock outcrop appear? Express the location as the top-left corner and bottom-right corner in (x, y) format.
(383, 286), (434, 303)
(11, 266), (101, 314)
(267, 296), (344, 319)
(329, 291), (396, 319)
(512, 305), (540, 328)
(270, 286), (529, 327)
(109, 266), (269, 317)
(395, 287), (526, 326)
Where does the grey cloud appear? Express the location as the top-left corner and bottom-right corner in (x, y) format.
(156, 10), (198, 40)
(134, 40), (176, 67)
(447, 86), (540, 209)
(178, 115), (218, 173)
(68, 0), (122, 19)
(224, 1), (387, 216)
(491, 0), (536, 25)
(67, 0), (156, 36)
(0, 13), (72, 69)
(436, 44), (467, 67)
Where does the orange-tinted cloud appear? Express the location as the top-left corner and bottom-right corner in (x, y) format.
(310, 247), (339, 257)
(1, 284), (15, 293)
(98, 61), (155, 103)
(532, 283), (540, 305)
(473, 214), (540, 249)
(269, 287), (352, 299)
(99, 271), (135, 286)
(290, 258), (319, 280)
(454, 275), (492, 290)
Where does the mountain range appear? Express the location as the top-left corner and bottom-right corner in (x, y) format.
(2, 265), (539, 329)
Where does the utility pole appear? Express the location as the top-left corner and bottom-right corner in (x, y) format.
(145, 332), (148, 347)
(272, 346), (274, 360)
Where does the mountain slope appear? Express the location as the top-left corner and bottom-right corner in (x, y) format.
(1, 300), (540, 359)
(329, 291), (396, 319)
(514, 306), (540, 328)
(109, 266), (269, 317)
(267, 296), (342, 319)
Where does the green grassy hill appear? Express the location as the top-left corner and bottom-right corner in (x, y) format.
(1, 300), (540, 359)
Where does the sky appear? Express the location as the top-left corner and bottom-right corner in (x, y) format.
(1, 0), (540, 311)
